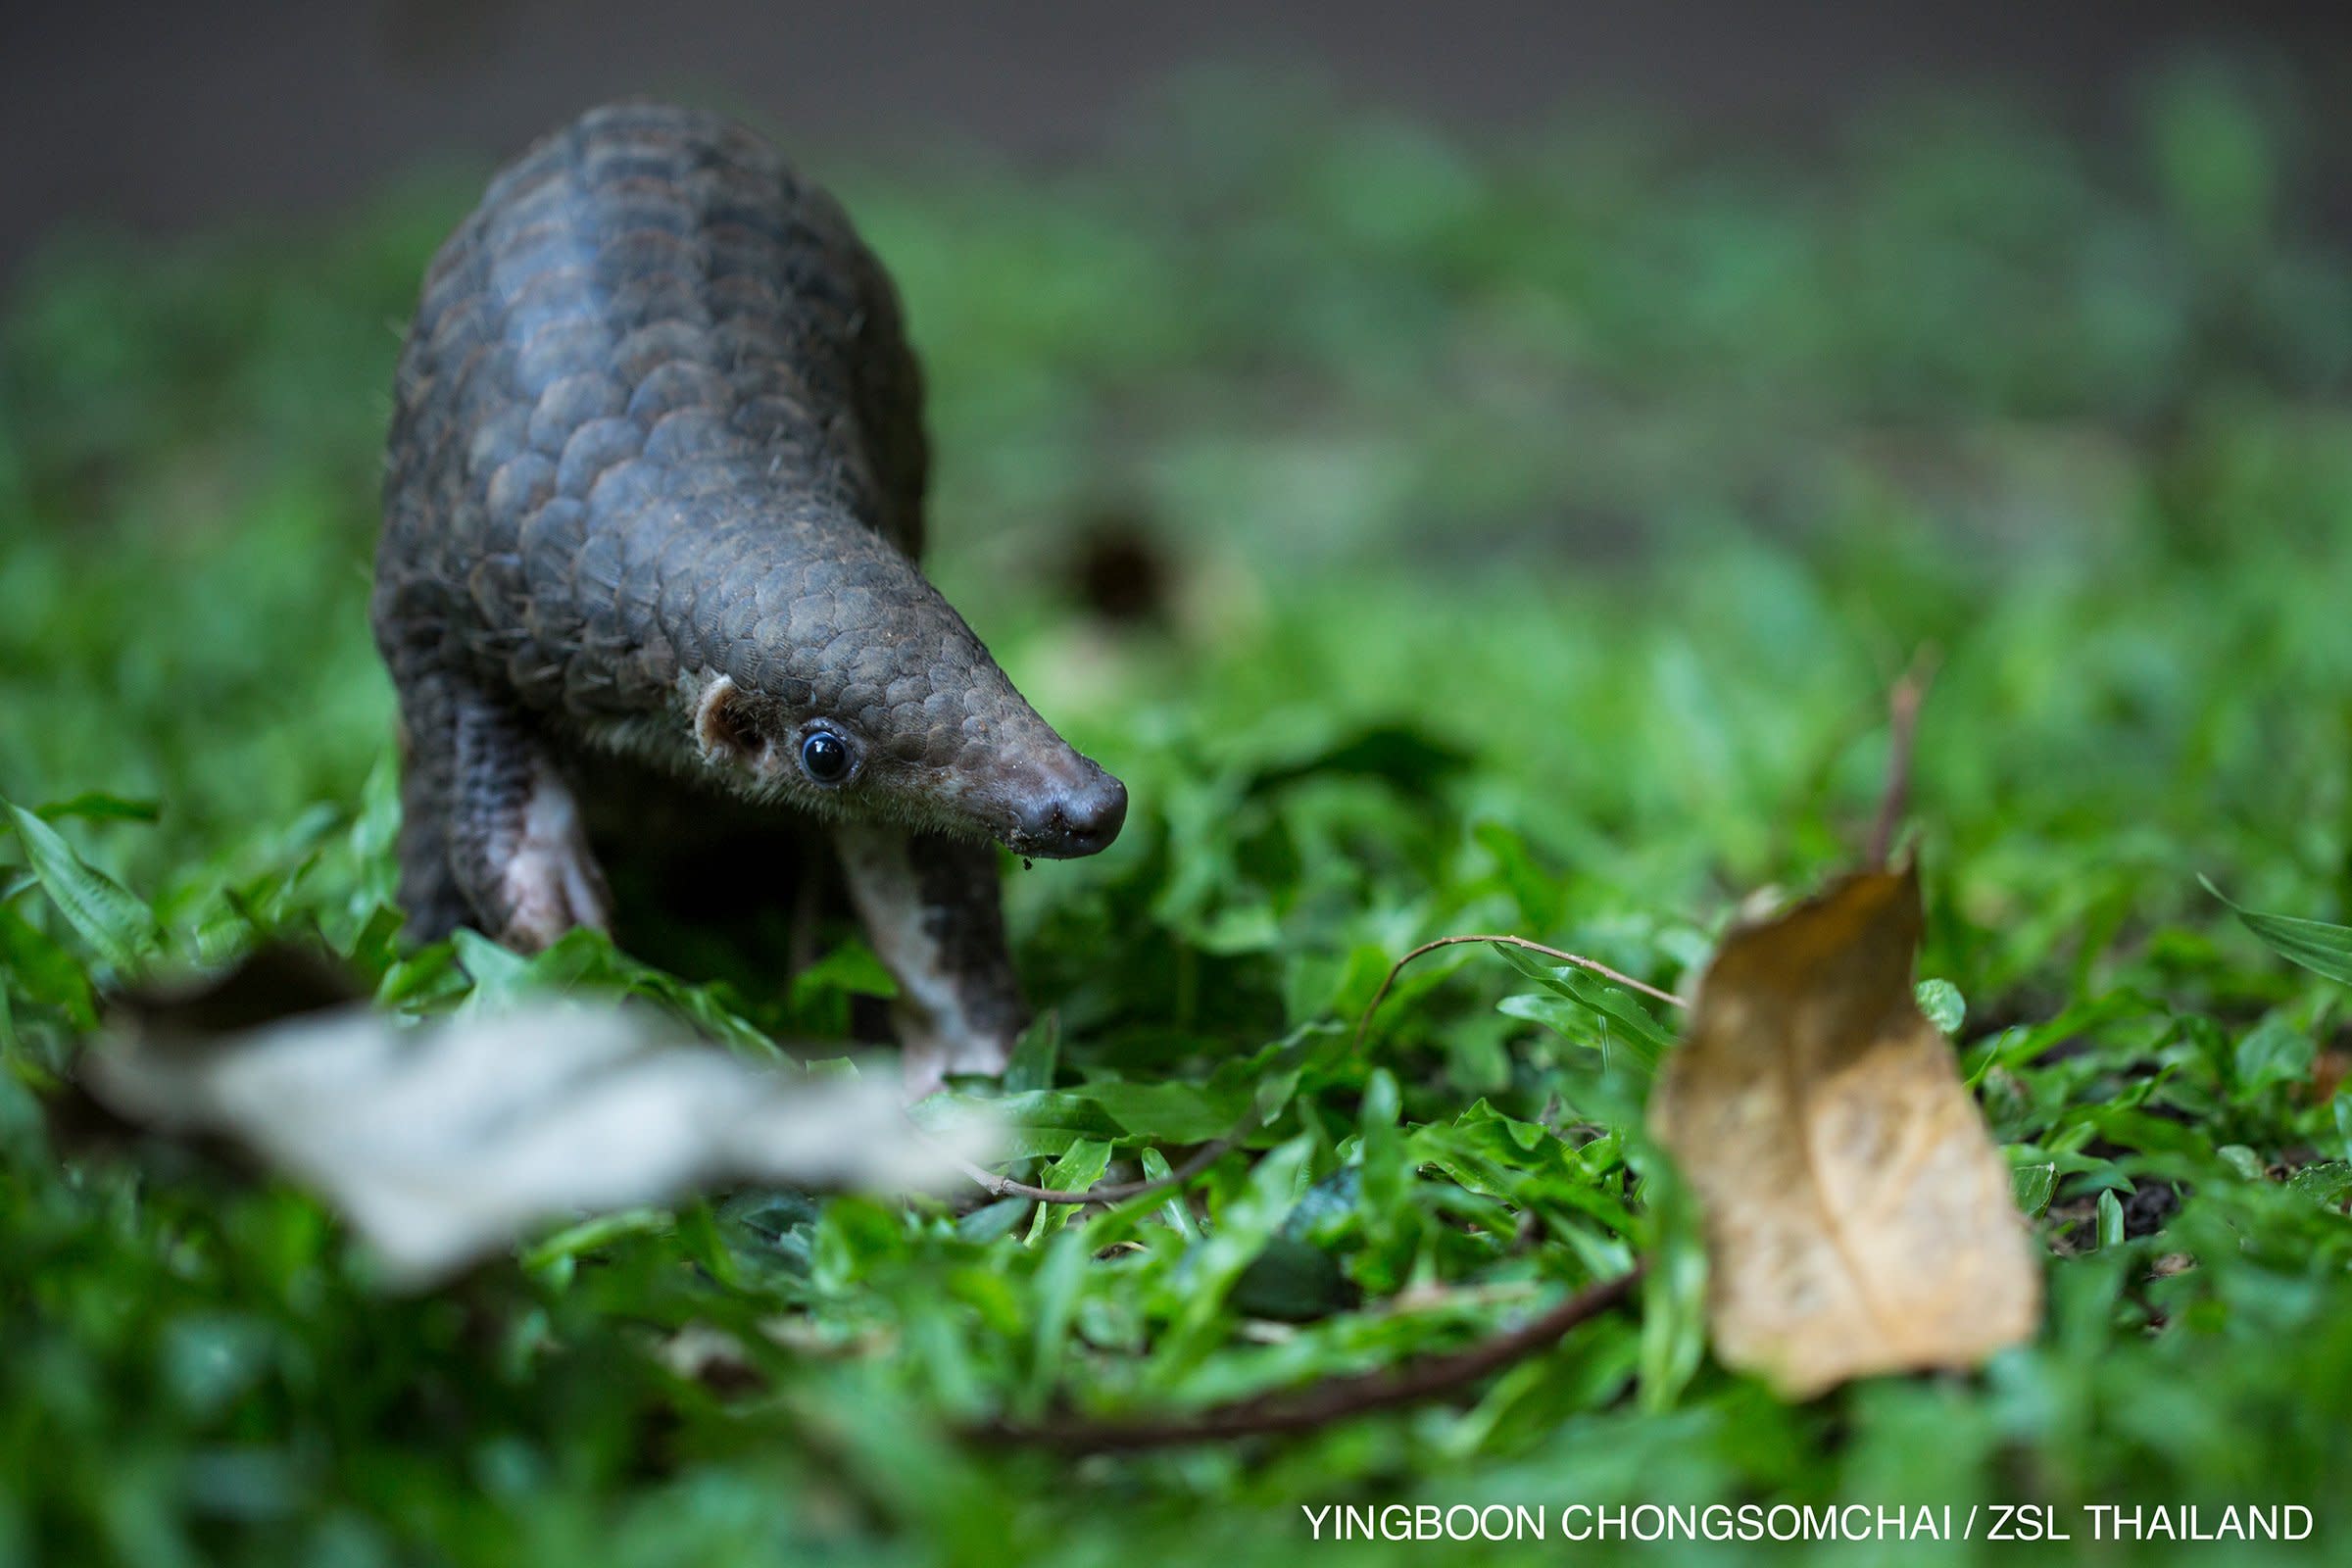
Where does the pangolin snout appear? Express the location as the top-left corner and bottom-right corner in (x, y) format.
(1004, 757), (1127, 859)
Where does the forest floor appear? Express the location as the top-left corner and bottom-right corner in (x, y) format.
(5, 64), (2352, 1566)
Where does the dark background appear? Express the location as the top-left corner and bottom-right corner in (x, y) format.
(7, 0), (2352, 277)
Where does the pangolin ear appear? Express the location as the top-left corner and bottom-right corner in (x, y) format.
(691, 675), (766, 766)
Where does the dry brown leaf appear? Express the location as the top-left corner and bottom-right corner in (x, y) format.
(1649, 862), (2041, 1397)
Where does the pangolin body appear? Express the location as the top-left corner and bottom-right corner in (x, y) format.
(371, 102), (1124, 1091)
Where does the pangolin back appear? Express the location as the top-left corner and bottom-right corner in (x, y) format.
(373, 100), (931, 720)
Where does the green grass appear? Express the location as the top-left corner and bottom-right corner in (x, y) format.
(6, 60), (2352, 1566)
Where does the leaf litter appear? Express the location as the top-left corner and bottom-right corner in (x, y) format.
(76, 956), (1000, 1286)
(1649, 861), (2041, 1396)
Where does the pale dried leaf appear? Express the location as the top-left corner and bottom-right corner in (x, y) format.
(1649, 863), (2041, 1396)
(83, 1001), (997, 1287)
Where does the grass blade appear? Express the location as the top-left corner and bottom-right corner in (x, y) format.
(2203, 877), (2352, 986)
(3, 798), (165, 975)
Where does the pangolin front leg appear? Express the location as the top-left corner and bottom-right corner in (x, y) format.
(395, 665), (612, 951)
(832, 822), (1028, 1099)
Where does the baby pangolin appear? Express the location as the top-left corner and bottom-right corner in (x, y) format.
(371, 102), (1126, 1094)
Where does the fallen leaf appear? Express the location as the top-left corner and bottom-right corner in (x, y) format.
(81, 996), (998, 1288)
(1648, 862), (2041, 1397)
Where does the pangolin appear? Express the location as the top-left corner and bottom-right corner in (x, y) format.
(371, 102), (1125, 1093)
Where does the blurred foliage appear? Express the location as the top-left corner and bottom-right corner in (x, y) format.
(5, 57), (2352, 1566)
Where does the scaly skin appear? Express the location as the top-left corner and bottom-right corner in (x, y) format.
(371, 102), (1124, 1091)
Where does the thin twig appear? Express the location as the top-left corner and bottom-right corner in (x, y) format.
(1354, 934), (1685, 1051)
(959, 1136), (1239, 1206)
(976, 1262), (1644, 1451)
(1866, 649), (1937, 868)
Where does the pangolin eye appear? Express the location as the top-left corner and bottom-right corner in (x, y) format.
(799, 728), (852, 784)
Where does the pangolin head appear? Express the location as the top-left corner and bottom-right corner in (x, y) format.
(676, 518), (1125, 858)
